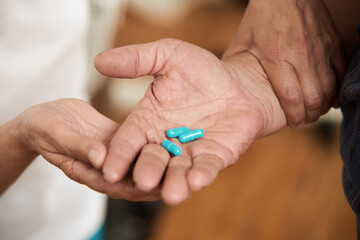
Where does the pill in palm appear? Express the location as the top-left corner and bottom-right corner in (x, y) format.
(161, 140), (182, 156)
(166, 127), (191, 138)
(178, 129), (204, 143)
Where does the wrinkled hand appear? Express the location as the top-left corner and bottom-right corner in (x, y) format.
(18, 98), (160, 201)
(95, 39), (287, 205)
(224, 0), (346, 128)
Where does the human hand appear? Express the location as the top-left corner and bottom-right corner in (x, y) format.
(18, 98), (160, 201)
(224, 0), (346, 128)
(95, 39), (287, 205)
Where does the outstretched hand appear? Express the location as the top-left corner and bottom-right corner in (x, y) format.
(95, 39), (287, 205)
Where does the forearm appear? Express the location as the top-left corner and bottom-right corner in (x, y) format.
(0, 115), (37, 195)
(225, 0), (358, 59)
(324, 0), (360, 59)
(224, 0), (329, 57)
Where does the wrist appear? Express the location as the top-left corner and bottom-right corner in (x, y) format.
(222, 55), (287, 139)
(0, 114), (38, 195)
(6, 113), (38, 160)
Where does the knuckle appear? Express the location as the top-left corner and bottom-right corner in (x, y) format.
(306, 113), (320, 123)
(288, 116), (305, 128)
(59, 161), (77, 182)
(322, 84), (336, 99)
(280, 87), (302, 106)
(320, 33), (333, 47)
(295, 41), (312, 58)
(268, 45), (288, 60)
(305, 92), (324, 109)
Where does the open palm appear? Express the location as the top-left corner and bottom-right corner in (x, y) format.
(95, 39), (287, 205)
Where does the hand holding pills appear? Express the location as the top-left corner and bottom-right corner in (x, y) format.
(95, 39), (288, 205)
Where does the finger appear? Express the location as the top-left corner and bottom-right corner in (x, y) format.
(133, 144), (170, 192)
(187, 153), (224, 191)
(316, 59), (337, 114)
(51, 154), (161, 201)
(102, 120), (147, 184)
(263, 61), (306, 128)
(161, 155), (192, 206)
(331, 51), (346, 108)
(331, 41), (346, 83)
(295, 63), (324, 123)
(94, 39), (183, 78)
(54, 128), (107, 169)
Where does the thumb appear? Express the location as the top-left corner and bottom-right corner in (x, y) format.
(94, 38), (182, 78)
(54, 129), (107, 169)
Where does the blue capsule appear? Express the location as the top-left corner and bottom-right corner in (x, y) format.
(161, 140), (182, 156)
(166, 127), (191, 138)
(178, 129), (204, 143)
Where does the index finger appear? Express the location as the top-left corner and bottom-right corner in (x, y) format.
(102, 120), (147, 183)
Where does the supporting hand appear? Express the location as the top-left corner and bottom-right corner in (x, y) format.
(15, 98), (159, 200)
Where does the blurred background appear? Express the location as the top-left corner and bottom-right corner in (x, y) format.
(85, 0), (357, 239)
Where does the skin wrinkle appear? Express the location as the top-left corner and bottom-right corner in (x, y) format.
(131, 109), (164, 144)
(156, 40), (185, 77)
(165, 105), (221, 127)
(95, 38), (289, 204)
(193, 152), (227, 172)
(262, 56), (303, 123)
(193, 154), (224, 176)
(149, 45), (160, 75)
(150, 81), (167, 109)
(113, 135), (140, 159)
(64, 101), (118, 139)
(154, 96), (232, 113)
(222, 54), (270, 136)
(191, 139), (238, 167)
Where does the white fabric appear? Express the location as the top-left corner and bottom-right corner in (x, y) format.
(0, 1), (106, 239)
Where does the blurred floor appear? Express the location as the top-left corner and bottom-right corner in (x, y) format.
(147, 124), (356, 240)
(91, 1), (357, 239)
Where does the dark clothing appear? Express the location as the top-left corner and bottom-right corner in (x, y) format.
(340, 23), (360, 238)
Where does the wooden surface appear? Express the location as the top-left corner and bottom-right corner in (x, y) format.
(147, 126), (356, 240)
(115, 2), (245, 55)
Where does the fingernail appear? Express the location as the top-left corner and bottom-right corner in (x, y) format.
(88, 149), (101, 168)
(103, 170), (120, 184)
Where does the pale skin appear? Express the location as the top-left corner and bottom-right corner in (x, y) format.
(95, 39), (288, 205)
(0, 98), (160, 200)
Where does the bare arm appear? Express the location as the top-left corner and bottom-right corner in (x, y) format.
(0, 116), (37, 194)
(324, 0), (360, 59)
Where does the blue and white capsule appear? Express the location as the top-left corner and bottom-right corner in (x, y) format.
(166, 127), (191, 138)
(178, 129), (204, 143)
(161, 140), (182, 156)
